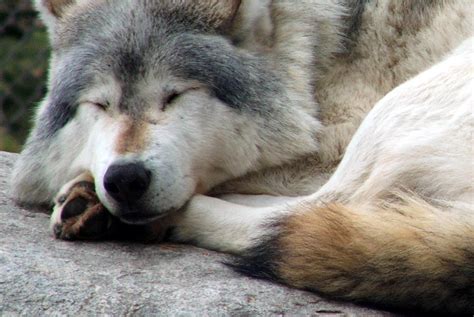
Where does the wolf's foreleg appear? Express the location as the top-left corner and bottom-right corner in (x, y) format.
(216, 194), (301, 207)
(169, 195), (293, 254)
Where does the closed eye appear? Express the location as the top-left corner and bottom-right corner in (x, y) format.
(88, 101), (109, 111)
(84, 100), (110, 111)
(162, 91), (182, 111)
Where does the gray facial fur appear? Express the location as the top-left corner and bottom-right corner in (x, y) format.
(39, 1), (285, 134)
(36, 52), (94, 138)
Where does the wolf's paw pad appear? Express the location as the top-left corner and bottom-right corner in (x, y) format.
(52, 181), (112, 240)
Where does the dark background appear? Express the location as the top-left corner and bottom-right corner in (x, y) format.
(0, 0), (49, 152)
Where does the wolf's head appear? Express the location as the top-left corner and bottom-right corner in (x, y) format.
(12, 0), (320, 224)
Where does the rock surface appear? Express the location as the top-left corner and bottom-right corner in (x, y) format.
(0, 151), (397, 316)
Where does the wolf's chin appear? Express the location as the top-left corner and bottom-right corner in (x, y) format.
(119, 213), (162, 225)
(117, 205), (179, 225)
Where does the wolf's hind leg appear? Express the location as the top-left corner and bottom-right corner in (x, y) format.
(50, 172), (167, 241)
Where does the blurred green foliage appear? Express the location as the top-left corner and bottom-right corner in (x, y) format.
(0, 0), (50, 152)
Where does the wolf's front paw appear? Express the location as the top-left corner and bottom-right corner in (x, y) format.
(51, 173), (113, 240)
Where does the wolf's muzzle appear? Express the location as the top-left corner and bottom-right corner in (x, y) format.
(103, 162), (151, 204)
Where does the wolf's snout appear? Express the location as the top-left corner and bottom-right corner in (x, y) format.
(103, 162), (151, 203)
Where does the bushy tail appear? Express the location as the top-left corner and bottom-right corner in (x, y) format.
(232, 194), (474, 314)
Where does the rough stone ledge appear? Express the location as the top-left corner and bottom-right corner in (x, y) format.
(0, 151), (397, 316)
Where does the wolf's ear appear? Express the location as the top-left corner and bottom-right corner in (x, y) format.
(190, 0), (242, 31)
(34, 0), (76, 31)
(228, 0), (273, 48)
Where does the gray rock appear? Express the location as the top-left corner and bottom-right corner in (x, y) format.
(0, 151), (397, 316)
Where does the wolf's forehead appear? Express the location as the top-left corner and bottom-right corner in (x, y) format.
(55, 1), (213, 50)
(55, 2), (199, 80)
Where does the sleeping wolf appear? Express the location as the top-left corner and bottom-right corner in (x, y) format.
(11, 0), (473, 313)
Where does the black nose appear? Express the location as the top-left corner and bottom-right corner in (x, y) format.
(103, 162), (151, 203)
